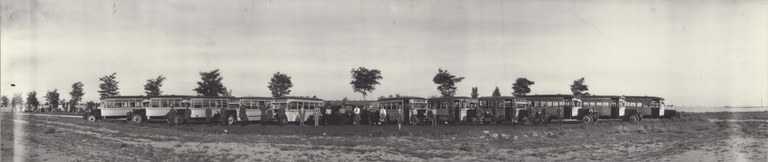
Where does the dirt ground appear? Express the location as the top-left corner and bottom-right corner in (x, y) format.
(1, 111), (767, 161)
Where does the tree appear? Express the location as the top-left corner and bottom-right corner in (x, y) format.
(144, 75), (166, 96)
(512, 78), (535, 96)
(27, 91), (39, 111)
(70, 82), (85, 109)
(432, 68), (465, 97)
(98, 73), (120, 99)
(350, 67), (383, 100)
(44, 89), (61, 111)
(492, 87), (501, 97)
(268, 72), (293, 97)
(193, 69), (228, 96)
(1, 95), (8, 107)
(60, 99), (67, 112)
(12, 93), (23, 110)
(570, 77), (590, 96)
(471, 87), (479, 98)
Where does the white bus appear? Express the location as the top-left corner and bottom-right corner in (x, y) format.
(87, 96), (146, 121)
(236, 97), (274, 121)
(272, 96), (324, 122)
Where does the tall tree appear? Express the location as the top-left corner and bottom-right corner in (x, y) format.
(492, 87), (502, 97)
(44, 89), (61, 111)
(512, 77), (535, 96)
(27, 91), (39, 111)
(98, 73), (120, 99)
(268, 72), (293, 97)
(193, 69), (228, 96)
(12, 93), (23, 110)
(1, 95), (8, 107)
(69, 82), (85, 108)
(471, 87), (479, 98)
(144, 75), (167, 96)
(432, 68), (465, 97)
(350, 67), (383, 100)
(570, 77), (590, 96)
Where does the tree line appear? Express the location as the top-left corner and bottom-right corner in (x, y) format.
(1, 68), (591, 111)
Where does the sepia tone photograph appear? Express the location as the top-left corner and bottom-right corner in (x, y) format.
(1, 0), (766, 161)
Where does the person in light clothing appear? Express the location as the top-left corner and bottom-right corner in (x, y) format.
(353, 106), (361, 126)
(379, 106), (387, 126)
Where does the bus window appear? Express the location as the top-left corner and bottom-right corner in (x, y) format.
(290, 102), (298, 109)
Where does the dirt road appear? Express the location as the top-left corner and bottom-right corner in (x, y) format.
(2, 112), (766, 161)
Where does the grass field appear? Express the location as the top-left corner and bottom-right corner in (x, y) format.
(1, 111), (766, 161)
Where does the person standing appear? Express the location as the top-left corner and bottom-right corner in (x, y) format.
(353, 106), (361, 126)
(299, 106), (306, 126)
(260, 105), (268, 127)
(430, 108), (438, 126)
(314, 105), (321, 126)
(239, 106), (248, 127)
(339, 106), (347, 126)
(396, 105), (403, 129)
(279, 105), (287, 127)
(379, 106), (387, 126)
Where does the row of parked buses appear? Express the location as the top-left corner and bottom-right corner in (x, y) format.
(84, 94), (680, 126)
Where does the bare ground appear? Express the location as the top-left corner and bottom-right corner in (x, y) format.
(1, 111), (767, 161)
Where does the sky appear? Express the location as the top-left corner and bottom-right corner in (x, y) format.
(1, 0), (766, 107)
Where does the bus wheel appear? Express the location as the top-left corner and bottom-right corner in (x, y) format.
(521, 117), (531, 125)
(174, 115), (186, 125)
(629, 115), (640, 124)
(581, 115), (594, 124)
(226, 115), (237, 126)
(131, 114), (144, 124)
(411, 117), (420, 126)
(87, 115), (97, 122)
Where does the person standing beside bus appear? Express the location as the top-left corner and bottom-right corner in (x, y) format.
(396, 105), (403, 129)
(314, 105), (321, 127)
(239, 106), (248, 127)
(260, 105), (268, 127)
(379, 106), (387, 126)
(353, 106), (361, 126)
(299, 106), (306, 126)
(339, 106), (347, 126)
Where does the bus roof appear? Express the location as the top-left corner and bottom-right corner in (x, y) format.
(274, 96), (324, 101)
(236, 96), (273, 100)
(428, 96), (474, 101)
(102, 95), (146, 99)
(580, 95), (624, 99)
(478, 96), (517, 100)
(377, 96), (426, 101)
(624, 96), (664, 100)
(518, 94), (575, 98)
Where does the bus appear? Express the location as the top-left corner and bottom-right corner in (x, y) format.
(580, 95), (628, 124)
(272, 96), (324, 123)
(184, 96), (238, 125)
(236, 96), (274, 122)
(123, 95), (190, 124)
(427, 96), (478, 123)
(86, 96), (146, 122)
(518, 94), (583, 124)
(478, 96), (531, 124)
(625, 96), (679, 119)
(377, 96), (429, 124)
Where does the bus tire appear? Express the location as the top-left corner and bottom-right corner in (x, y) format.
(581, 115), (594, 124)
(174, 115), (185, 125)
(87, 115), (97, 122)
(131, 114), (144, 124)
(521, 117), (531, 125)
(629, 115), (640, 124)
(226, 114), (237, 126)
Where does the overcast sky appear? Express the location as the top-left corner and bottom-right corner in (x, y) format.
(1, 0), (766, 106)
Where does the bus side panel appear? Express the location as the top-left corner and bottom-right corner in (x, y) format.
(146, 107), (172, 118)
